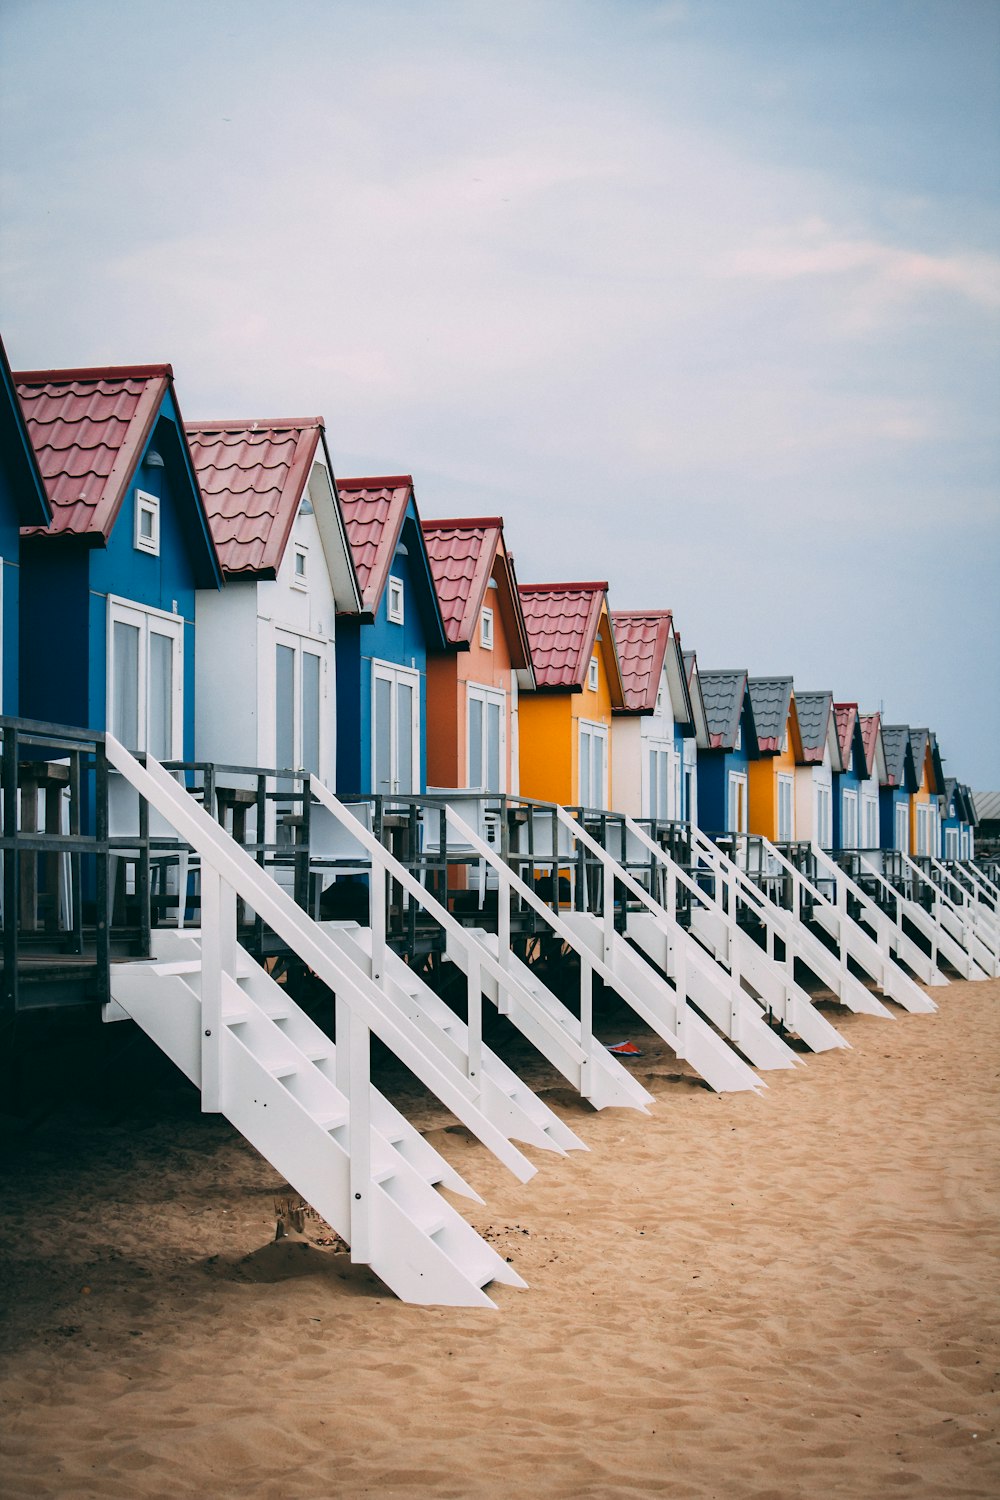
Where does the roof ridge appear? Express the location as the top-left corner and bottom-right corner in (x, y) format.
(520, 580), (608, 593)
(338, 474), (413, 489)
(422, 515), (503, 530)
(186, 417), (324, 432)
(15, 363), (173, 383)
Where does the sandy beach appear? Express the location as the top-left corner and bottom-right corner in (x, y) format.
(1, 976), (997, 1500)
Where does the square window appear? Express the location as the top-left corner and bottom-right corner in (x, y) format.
(292, 545), (308, 589)
(481, 607), (494, 649)
(135, 490), (159, 556)
(387, 576), (404, 624)
(588, 655), (599, 692)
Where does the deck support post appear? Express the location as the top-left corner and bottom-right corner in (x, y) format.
(200, 863), (235, 1113)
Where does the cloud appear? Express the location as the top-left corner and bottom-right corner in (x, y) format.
(718, 218), (1000, 330)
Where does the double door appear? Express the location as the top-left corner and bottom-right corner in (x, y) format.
(373, 661), (420, 797)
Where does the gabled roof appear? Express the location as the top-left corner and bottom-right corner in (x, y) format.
(858, 711), (882, 777)
(421, 516), (532, 671)
(611, 611), (673, 714)
(795, 691), (836, 766)
(881, 725), (917, 790)
(337, 475), (414, 614)
(185, 418), (318, 577)
(519, 582), (625, 703)
(186, 417), (361, 606)
(699, 669), (755, 752)
(681, 646), (711, 748)
(337, 475), (446, 643)
(909, 727), (930, 786)
(15, 363), (174, 540)
(748, 676), (793, 753)
(0, 335), (50, 526)
(834, 703), (857, 766)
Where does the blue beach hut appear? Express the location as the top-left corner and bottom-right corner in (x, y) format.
(696, 669), (759, 834)
(0, 336), (51, 714)
(335, 477), (447, 797)
(14, 362), (222, 754)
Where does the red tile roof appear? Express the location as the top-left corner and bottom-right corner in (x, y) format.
(185, 419), (323, 577)
(611, 611), (673, 713)
(337, 476), (414, 614)
(858, 712), (881, 777)
(519, 583), (623, 703)
(15, 364), (172, 539)
(834, 702), (858, 769)
(422, 518), (502, 644)
(421, 516), (533, 670)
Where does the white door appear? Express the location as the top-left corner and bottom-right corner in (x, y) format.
(579, 720), (609, 810)
(842, 789), (858, 850)
(895, 801), (909, 852)
(727, 771), (748, 834)
(108, 596), (183, 759)
(372, 661), (420, 796)
(777, 774), (795, 841)
(275, 630), (324, 775)
(646, 740), (672, 820)
(467, 684), (505, 792)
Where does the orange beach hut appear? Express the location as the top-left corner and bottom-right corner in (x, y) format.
(422, 517), (534, 793)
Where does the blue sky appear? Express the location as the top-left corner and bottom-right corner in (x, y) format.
(2, 0), (998, 784)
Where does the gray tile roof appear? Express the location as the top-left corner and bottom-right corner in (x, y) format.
(700, 669), (749, 750)
(909, 727), (930, 783)
(748, 676), (793, 752)
(881, 725), (912, 788)
(795, 691), (833, 762)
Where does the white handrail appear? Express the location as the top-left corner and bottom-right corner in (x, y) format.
(308, 779), (595, 1072)
(105, 738), (536, 1186)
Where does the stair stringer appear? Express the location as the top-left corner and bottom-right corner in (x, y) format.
(145, 929), (478, 1201)
(109, 955), (525, 1308)
(623, 911), (801, 1072)
(319, 922), (587, 1156)
(450, 928), (654, 1113)
(688, 909), (847, 1054)
(808, 902), (936, 1014)
(561, 913), (765, 1095)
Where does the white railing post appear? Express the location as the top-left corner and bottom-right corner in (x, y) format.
(466, 948), (482, 1093)
(579, 953), (594, 1099)
(369, 863), (386, 988)
(335, 995), (372, 1263)
(497, 868), (511, 1015)
(200, 861), (235, 1114)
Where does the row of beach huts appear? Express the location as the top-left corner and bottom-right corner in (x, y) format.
(2, 339), (997, 1308)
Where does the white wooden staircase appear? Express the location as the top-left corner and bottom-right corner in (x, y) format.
(102, 739), (560, 1308)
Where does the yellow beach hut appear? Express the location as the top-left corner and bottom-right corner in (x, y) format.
(517, 582), (625, 809)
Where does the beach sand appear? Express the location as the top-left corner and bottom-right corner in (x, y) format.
(1, 976), (997, 1499)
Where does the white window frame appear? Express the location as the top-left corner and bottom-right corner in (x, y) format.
(371, 659), (420, 796)
(861, 791), (878, 849)
(107, 595), (183, 757)
(291, 543), (308, 591)
(134, 489), (160, 557)
(578, 718), (609, 809)
(588, 655), (599, 692)
(274, 626), (325, 774)
(387, 576), (404, 625)
(777, 773), (795, 841)
(734, 722), (742, 751)
(945, 827), (959, 860)
(480, 607), (494, 650)
(466, 682), (506, 792)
